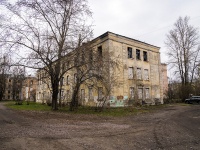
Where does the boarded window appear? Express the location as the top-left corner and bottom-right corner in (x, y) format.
(143, 51), (148, 61)
(144, 69), (149, 80)
(136, 49), (140, 60)
(128, 67), (134, 79)
(145, 88), (150, 99)
(127, 47), (132, 58)
(138, 88), (143, 99)
(130, 87), (134, 99)
(98, 87), (103, 100)
(88, 87), (93, 100)
(137, 68), (142, 79)
(81, 89), (85, 101)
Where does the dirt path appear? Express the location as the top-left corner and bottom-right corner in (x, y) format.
(0, 103), (200, 150)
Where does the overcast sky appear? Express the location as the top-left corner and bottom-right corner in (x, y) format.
(88, 0), (200, 64)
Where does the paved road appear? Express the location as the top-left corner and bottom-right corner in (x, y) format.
(0, 103), (200, 150)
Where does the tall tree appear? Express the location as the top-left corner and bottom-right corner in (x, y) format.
(69, 42), (118, 111)
(0, 55), (10, 101)
(165, 16), (200, 100)
(11, 66), (25, 101)
(0, 0), (93, 110)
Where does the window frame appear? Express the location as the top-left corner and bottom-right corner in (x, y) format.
(128, 67), (134, 79)
(88, 87), (93, 100)
(144, 69), (149, 80)
(143, 51), (148, 61)
(138, 88), (143, 99)
(145, 88), (150, 99)
(136, 68), (142, 80)
(136, 49), (141, 60)
(130, 87), (134, 99)
(127, 47), (133, 59)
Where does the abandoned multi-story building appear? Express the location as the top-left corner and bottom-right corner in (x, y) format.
(36, 32), (168, 106)
(1, 74), (23, 100)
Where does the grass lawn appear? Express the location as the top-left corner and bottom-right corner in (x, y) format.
(3, 101), (174, 117)
(5, 101), (51, 111)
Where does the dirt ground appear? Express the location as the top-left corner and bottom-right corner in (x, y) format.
(0, 103), (200, 150)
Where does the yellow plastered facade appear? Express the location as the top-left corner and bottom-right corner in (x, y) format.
(36, 32), (166, 106)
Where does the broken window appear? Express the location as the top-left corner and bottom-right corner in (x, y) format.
(98, 87), (103, 100)
(145, 88), (150, 99)
(136, 49), (140, 60)
(88, 87), (93, 100)
(138, 88), (143, 99)
(143, 51), (148, 61)
(127, 47), (132, 58)
(144, 69), (149, 80)
(128, 67), (134, 79)
(137, 68), (142, 80)
(130, 87), (134, 99)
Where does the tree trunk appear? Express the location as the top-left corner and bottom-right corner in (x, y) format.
(70, 84), (80, 111)
(52, 83), (59, 110)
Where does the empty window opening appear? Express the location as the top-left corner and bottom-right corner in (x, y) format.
(136, 49), (140, 60)
(98, 46), (103, 58)
(128, 47), (133, 58)
(143, 51), (148, 61)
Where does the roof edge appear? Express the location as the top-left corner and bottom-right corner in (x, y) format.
(92, 31), (160, 49)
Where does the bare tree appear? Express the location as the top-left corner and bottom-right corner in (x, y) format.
(11, 66), (25, 101)
(69, 42), (118, 111)
(0, 0), (93, 110)
(0, 55), (10, 101)
(165, 16), (200, 100)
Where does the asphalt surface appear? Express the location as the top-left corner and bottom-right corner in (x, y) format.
(0, 103), (200, 150)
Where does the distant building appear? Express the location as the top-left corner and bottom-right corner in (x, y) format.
(2, 74), (23, 100)
(1, 75), (37, 101)
(36, 32), (167, 106)
(21, 76), (37, 101)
